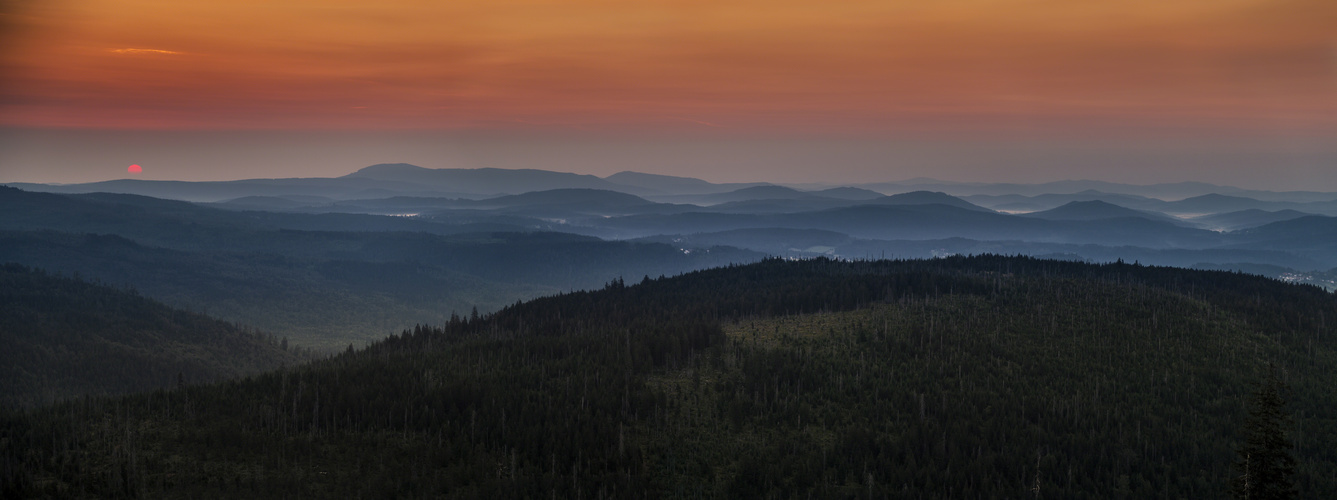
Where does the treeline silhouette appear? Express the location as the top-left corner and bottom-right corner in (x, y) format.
(2, 255), (1334, 497)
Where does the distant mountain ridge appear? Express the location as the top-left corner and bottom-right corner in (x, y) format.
(858, 178), (1337, 202)
(1190, 209), (1312, 231)
(813, 187), (886, 200)
(1022, 200), (1186, 225)
(457, 188), (689, 217)
(8, 182), (1335, 269)
(962, 190), (1164, 213)
(11, 164), (1334, 208)
(873, 191), (993, 212)
(345, 164), (651, 196)
(603, 171), (765, 195)
(7, 164), (1337, 283)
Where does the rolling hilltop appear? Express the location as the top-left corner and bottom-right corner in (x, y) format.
(4, 256), (1335, 497)
(6, 169), (1337, 345)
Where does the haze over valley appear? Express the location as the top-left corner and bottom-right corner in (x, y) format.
(7, 154), (1337, 498)
(4, 0), (1335, 496)
(9, 163), (1335, 306)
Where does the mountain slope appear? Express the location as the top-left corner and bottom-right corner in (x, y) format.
(462, 188), (682, 216)
(962, 190), (1164, 212)
(13, 172), (1336, 207)
(1163, 193), (1268, 214)
(3, 176), (450, 203)
(1022, 200), (1182, 224)
(811, 186), (885, 200)
(0, 264), (305, 408)
(1191, 209), (1312, 231)
(0, 230), (559, 350)
(4, 164), (654, 202)
(1226, 215), (1337, 268)
(0, 186), (499, 250)
(873, 190), (994, 212)
(602, 171), (764, 195)
(344, 164), (646, 196)
(699, 185), (805, 204)
(704, 197), (860, 214)
(3, 256), (1334, 497)
(860, 179), (1248, 199)
(593, 203), (1222, 247)
(0, 188), (765, 348)
(636, 229), (1319, 272)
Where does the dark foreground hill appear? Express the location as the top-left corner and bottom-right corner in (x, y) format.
(3, 256), (1335, 497)
(0, 264), (306, 409)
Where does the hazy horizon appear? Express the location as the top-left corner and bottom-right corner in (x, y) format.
(4, 129), (1336, 192)
(5, 2), (1336, 496)
(3, 1), (1335, 190)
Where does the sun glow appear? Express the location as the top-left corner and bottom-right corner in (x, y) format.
(0, 0), (1331, 134)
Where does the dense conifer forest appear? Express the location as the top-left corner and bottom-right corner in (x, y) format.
(3, 255), (1335, 498)
(0, 263), (307, 409)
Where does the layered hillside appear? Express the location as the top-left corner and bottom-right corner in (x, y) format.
(0, 187), (761, 349)
(0, 264), (306, 408)
(3, 256), (1335, 497)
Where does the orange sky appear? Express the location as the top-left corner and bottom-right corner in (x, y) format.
(3, 0), (1334, 134)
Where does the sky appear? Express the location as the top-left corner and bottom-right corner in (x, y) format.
(1, 0), (1335, 188)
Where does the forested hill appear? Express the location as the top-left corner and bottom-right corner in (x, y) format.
(4, 256), (1336, 497)
(0, 264), (307, 408)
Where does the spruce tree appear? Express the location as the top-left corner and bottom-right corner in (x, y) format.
(1233, 364), (1297, 500)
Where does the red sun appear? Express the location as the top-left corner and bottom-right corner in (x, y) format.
(127, 164), (142, 174)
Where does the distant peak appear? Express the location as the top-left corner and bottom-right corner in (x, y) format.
(893, 190), (950, 196)
(877, 191), (992, 212)
(1177, 193), (1246, 202)
(346, 163), (427, 176)
(606, 171), (683, 180)
(1022, 199), (1171, 222)
(604, 170), (712, 185)
(1046, 200), (1134, 212)
(884, 190), (962, 201)
(732, 184), (793, 193)
(1059, 200), (1118, 207)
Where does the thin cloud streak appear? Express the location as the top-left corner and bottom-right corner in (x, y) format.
(109, 48), (181, 55)
(0, 0), (1332, 135)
